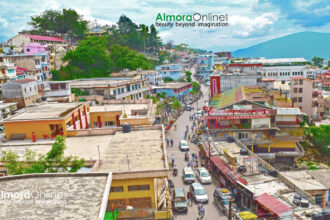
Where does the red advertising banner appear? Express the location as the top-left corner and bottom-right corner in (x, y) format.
(205, 115), (269, 120)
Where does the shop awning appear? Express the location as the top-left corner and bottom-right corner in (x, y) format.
(210, 156), (248, 185)
(255, 193), (291, 217)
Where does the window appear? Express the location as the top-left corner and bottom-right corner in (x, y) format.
(24, 88), (27, 93)
(30, 87), (32, 92)
(110, 186), (124, 192)
(238, 132), (248, 139)
(281, 81), (285, 84)
(128, 185), (150, 191)
(117, 88), (120, 94)
(121, 88), (124, 93)
(105, 121), (114, 126)
(113, 90), (116, 95)
(292, 97), (297, 102)
(299, 88), (303, 93)
(294, 80), (298, 85)
(294, 88), (298, 93)
(26, 48), (30, 52)
(298, 97), (303, 102)
(315, 194), (322, 205)
(299, 80), (303, 85)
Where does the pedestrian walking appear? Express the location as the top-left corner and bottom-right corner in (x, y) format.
(170, 139), (173, 147)
(171, 154), (175, 164)
(192, 152), (195, 161)
(187, 192), (192, 206)
(197, 203), (202, 215)
(166, 138), (169, 147)
(199, 206), (205, 219)
(195, 154), (198, 161)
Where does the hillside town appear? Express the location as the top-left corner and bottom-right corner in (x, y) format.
(0, 7), (329, 220)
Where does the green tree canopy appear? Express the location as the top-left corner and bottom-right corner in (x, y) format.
(304, 125), (330, 157)
(1, 136), (85, 175)
(312, 56), (324, 68)
(28, 9), (88, 40)
(185, 71), (192, 82)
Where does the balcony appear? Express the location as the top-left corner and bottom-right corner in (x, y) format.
(115, 87), (149, 99)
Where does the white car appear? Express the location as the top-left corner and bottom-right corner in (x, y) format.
(179, 140), (189, 151)
(190, 183), (209, 203)
(196, 167), (212, 184)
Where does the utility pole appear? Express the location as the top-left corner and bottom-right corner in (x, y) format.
(228, 197), (232, 220)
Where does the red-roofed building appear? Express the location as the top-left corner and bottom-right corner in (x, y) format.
(255, 193), (292, 219)
(316, 72), (330, 89)
(8, 34), (67, 48)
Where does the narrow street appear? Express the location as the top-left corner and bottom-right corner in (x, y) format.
(166, 67), (227, 220)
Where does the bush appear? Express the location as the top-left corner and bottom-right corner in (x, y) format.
(307, 161), (313, 166)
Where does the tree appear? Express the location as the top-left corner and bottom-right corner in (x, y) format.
(54, 36), (111, 80)
(185, 71), (192, 82)
(192, 82), (201, 93)
(165, 40), (173, 50)
(304, 125), (330, 157)
(139, 24), (149, 54)
(147, 24), (162, 53)
(312, 56), (324, 68)
(1, 136), (85, 175)
(163, 77), (174, 82)
(172, 98), (181, 110)
(28, 9), (88, 40)
(109, 44), (152, 72)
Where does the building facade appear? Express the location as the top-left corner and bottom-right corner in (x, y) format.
(156, 64), (183, 81)
(152, 83), (192, 101)
(290, 77), (321, 120)
(70, 78), (149, 100)
(2, 79), (41, 108)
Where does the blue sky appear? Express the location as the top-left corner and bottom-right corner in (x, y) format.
(0, 0), (329, 51)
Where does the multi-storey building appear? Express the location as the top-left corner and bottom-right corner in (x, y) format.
(0, 56), (16, 83)
(3, 102), (90, 139)
(2, 79), (41, 108)
(156, 64), (183, 81)
(207, 86), (304, 160)
(1, 53), (50, 81)
(70, 78), (149, 100)
(196, 54), (215, 78)
(8, 34), (68, 70)
(225, 63), (263, 74)
(40, 81), (73, 102)
(262, 65), (306, 81)
(290, 77), (321, 120)
(152, 82), (192, 101)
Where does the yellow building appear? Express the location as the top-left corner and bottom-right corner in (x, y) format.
(3, 102), (90, 140)
(89, 99), (154, 127)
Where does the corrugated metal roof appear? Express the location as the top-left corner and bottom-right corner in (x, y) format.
(275, 108), (302, 115)
(255, 193), (291, 216)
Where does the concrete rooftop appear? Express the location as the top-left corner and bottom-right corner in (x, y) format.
(97, 130), (165, 172)
(154, 82), (191, 89)
(70, 78), (143, 88)
(281, 170), (327, 191)
(0, 129), (166, 173)
(4, 102), (83, 121)
(90, 103), (149, 115)
(0, 174), (108, 220)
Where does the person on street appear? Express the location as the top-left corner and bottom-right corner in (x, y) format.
(192, 152), (195, 161)
(187, 192), (192, 206)
(174, 124), (177, 130)
(166, 138), (169, 147)
(171, 154), (175, 168)
(170, 139), (173, 147)
(197, 203), (203, 215)
(200, 206), (205, 218)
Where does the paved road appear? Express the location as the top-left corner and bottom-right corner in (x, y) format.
(166, 67), (227, 220)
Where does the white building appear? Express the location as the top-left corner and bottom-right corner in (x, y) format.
(262, 66), (306, 81)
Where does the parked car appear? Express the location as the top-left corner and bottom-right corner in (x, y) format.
(183, 167), (195, 184)
(179, 140), (189, 151)
(185, 105), (193, 111)
(190, 183), (208, 203)
(172, 188), (188, 213)
(196, 167), (211, 184)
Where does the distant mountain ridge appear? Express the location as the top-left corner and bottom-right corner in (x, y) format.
(232, 32), (330, 60)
